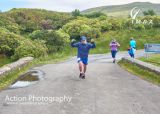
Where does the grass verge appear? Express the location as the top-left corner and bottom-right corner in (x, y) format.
(118, 60), (160, 86)
(139, 54), (160, 67)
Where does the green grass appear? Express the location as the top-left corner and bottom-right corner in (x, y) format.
(90, 28), (160, 54)
(118, 60), (160, 85)
(139, 54), (160, 67)
(0, 54), (13, 67)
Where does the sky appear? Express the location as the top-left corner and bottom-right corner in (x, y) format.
(0, 0), (160, 12)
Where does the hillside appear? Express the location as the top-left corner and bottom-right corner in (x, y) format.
(0, 8), (71, 33)
(82, 2), (160, 17)
(0, 8), (72, 61)
(0, 7), (160, 62)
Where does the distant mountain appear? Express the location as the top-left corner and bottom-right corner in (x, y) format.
(82, 2), (160, 17)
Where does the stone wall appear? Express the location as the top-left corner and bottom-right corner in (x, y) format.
(0, 57), (33, 76)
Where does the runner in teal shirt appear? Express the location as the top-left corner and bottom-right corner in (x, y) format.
(130, 38), (136, 48)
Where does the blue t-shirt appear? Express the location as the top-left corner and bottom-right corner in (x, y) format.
(130, 40), (136, 48)
(71, 42), (96, 58)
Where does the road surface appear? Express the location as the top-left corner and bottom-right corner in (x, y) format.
(0, 50), (160, 114)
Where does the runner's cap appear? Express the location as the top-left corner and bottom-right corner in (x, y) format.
(81, 36), (86, 41)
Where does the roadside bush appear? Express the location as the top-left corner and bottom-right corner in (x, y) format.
(62, 17), (101, 40)
(12, 39), (48, 60)
(0, 28), (48, 60)
(62, 18), (87, 39)
(29, 30), (68, 53)
(55, 29), (70, 43)
(80, 25), (101, 39)
(0, 28), (20, 56)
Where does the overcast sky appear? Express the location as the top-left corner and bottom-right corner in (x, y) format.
(1, 0), (160, 12)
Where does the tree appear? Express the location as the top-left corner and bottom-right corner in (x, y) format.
(143, 10), (156, 16)
(72, 9), (81, 17)
(84, 12), (106, 18)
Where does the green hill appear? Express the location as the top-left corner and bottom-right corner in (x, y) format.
(0, 8), (71, 33)
(82, 2), (160, 17)
(0, 8), (72, 61)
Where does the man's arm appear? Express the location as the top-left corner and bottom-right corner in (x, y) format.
(88, 39), (96, 49)
(117, 42), (120, 47)
(134, 41), (136, 47)
(71, 39), (79, 48)
(109, 43), (112, 47)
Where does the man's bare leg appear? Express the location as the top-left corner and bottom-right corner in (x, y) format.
(84, 65), (87, 73)
(79, 62), (84, 73)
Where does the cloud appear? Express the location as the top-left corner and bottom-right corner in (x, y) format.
(9, 0), (160, 12)
(25, 0), (103, 11)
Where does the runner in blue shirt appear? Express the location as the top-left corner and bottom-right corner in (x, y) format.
(71, 36), (96, 79)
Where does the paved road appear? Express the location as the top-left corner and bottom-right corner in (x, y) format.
(0, 50), (160, 114)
